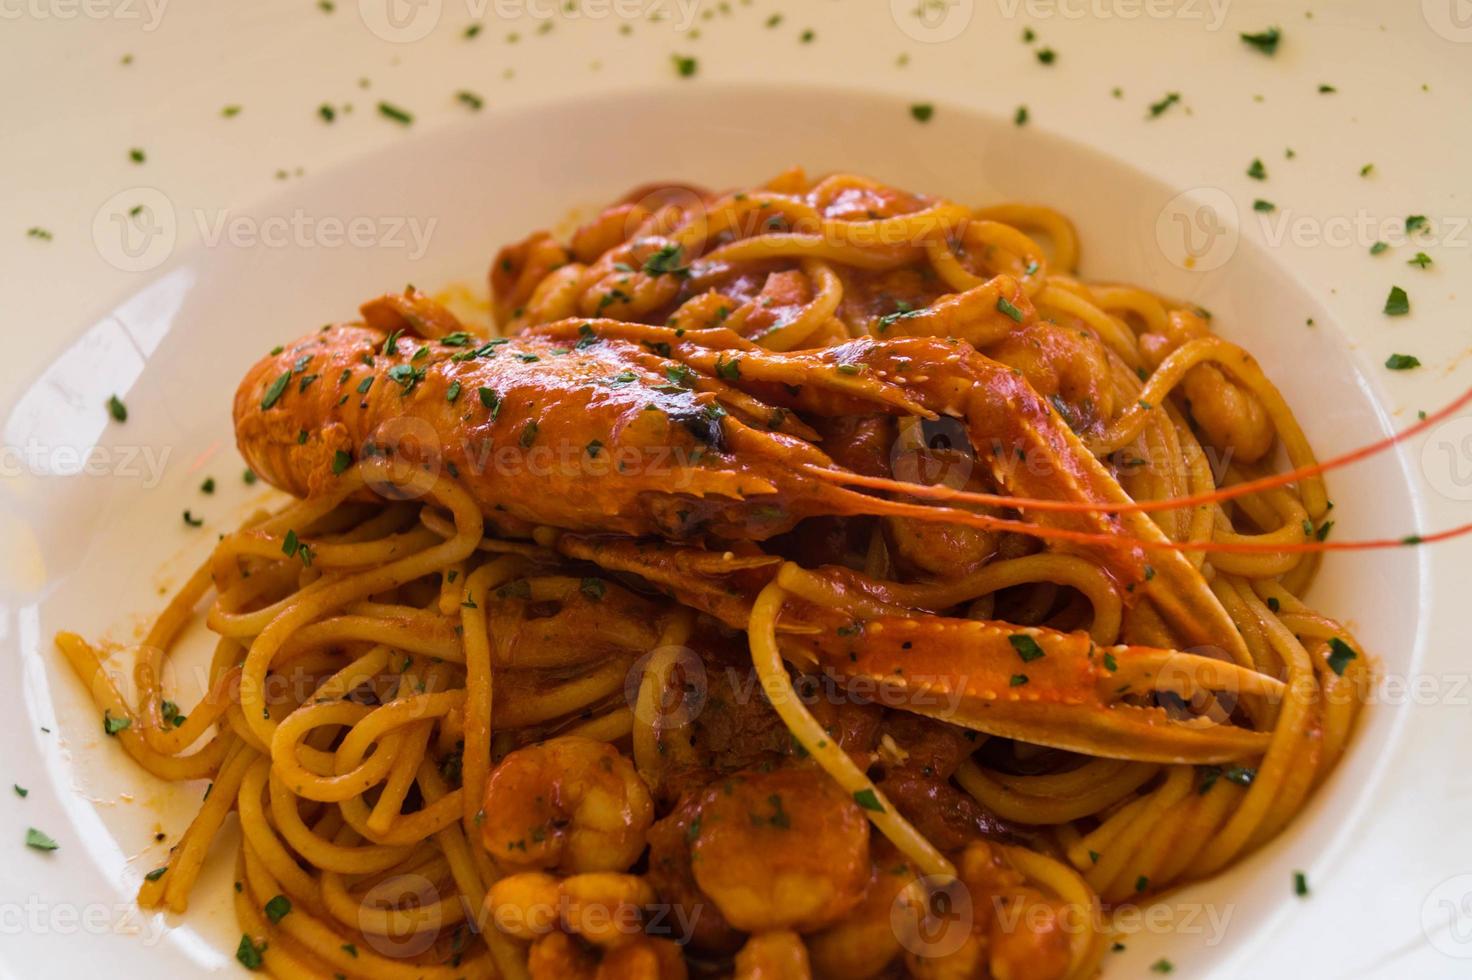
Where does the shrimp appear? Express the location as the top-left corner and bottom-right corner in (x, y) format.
(525, 931), (687, 980)
(480, 736), (654, 874)
(234, 296), (1282, 765)
(687, 766), (870, 933)
(805, 856), (918, 979)
(985, 316), (1115, 437)
(901, 841), (1071, 980)
(734, 931), (813, 979)
(594, 938), (688, 980)
(645, 790), (744, 954)
(488, 871), (655, 948)
(1140, 307), (1274, 463)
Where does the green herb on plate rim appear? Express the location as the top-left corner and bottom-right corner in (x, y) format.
(377, 101), (414, 125)
(1240, 26), (1280, 55)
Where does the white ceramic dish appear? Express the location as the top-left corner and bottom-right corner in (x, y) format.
(4, 4), (1472, 978)
(0, 82), (1447, 977)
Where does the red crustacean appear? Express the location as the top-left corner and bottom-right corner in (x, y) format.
(235, 284), (1285, 765)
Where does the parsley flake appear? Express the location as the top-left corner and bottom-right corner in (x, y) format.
(1240, 26), (1281, 55)
(1383, 287), (1410, 316)
(377, 101), (414, 125)
(25, 828), (59, 852)
(1008, 634), (1046, 662)
(1326, 638), (1357, 675)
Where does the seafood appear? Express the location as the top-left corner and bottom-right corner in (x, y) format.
(234, 288), (1279, 764)
(733, 931), (813, 980)
(684, 766), (871, 933)
(479, 736), (653, 873)
(61, 169), (1429, 979)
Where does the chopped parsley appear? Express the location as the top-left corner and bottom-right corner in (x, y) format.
(642, 243), (687, 276)
(264, 894), (292, 924)
(1151, 959), (1175, 975)
(1326, 638), (1357, 675)
(261, 371), (291, 410)
(1253, 199), (1275, 213)
(331, 450), (352, 475)
(1240, 26), (1281, 55)
(852, 788), (885, 812)
(909, 103), (934, 123)
(1014, 105), (1029, 126)
(1010, 674), (1029, 686)
(386, 363), (426, 392)
(1406, 214), (1428, 233)
(281, 529), (314, 567)
(1408, 252), (1433, 269)
(1035, 47), (1056, 64)
(672, 54), (698, 77)
(129, 148), (146, 164)
(1246, 158), (1267, 180)
(25, 828), (59, 852)
(26, 226), (52, 241)
(1147, 92), (1181, 118)
(236, 934), (264, 970)
(1383, 287), (1410, 316)
(377, 101), (414, 125)
(1008, 634), (1046, 662)
(182, 510), (204, 527)
(104, 710), (131, 735)
(13, 785), (26, 798)
(1369, 241), (1388, 255)
(878, 306), (922, 331)
(106, 394), (128, 422)
(1293, 871), (1309, 897)
(995, 295), (1025, 323)
(456, 90), (484, 111)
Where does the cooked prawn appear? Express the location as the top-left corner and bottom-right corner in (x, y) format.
(687, 766), (870, 933)
(480, 736), (654, 873)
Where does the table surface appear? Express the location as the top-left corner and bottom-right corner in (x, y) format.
(3, 2), (1471, 977)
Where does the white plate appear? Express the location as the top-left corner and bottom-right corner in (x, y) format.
(3, 4), (1472, 978)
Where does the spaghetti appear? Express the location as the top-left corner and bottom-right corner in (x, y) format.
(60, 169), (1400, 979)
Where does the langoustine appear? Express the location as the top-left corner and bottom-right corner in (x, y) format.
(234, 287), (1280, 765)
